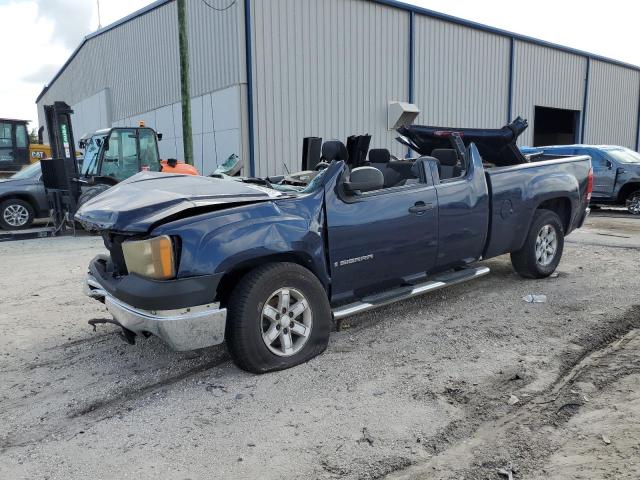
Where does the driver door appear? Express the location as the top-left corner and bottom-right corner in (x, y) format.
(325, 166), (439, 303)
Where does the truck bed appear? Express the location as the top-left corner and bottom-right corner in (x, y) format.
(483, 155), (592, 259)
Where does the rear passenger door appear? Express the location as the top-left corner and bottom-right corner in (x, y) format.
(325, 163), (438, 303)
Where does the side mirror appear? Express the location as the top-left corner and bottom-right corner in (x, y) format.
(157, 133), (163, 141)
(606, 159), (613, 169)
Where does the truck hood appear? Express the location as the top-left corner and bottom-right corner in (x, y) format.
(75, 172), (292, 232)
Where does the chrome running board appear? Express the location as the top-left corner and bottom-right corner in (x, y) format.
(332, 265), (490, 320)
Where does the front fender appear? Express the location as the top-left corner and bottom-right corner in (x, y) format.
(152, 189), (329, 288)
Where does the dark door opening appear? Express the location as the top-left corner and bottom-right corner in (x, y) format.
(533, 106), (579, 146)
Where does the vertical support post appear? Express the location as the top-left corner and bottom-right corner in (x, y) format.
(406, 11), (415, 158)
(244, 0), (256, 176)
(408, 11), (415, 104)
(636, 81), (640, 151)
(178, 0), (193, 165)
(507, 37), (514, 123)
(580, 57), (590, 144)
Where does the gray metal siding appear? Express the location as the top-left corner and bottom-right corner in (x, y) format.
(585, 61), (640, 149)
(249, 0), (409, 176)
(37, 0), (243, 125)
(512, 41), (587, 146)
(413, 15), (510, 129)
(187, 0), (245, 97)
(38, 2), (181, 121)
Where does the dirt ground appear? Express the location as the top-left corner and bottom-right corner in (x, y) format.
(0, 209), (638, 480)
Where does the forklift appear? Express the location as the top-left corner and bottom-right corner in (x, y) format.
(40, 101), (199, 233)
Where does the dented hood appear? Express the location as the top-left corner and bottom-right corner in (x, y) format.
(75, 172), (290, 232)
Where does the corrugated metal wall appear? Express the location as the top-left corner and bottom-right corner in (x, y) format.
(187, 0), (245, 97)
(38, 2), (181, 122)
(512, 41), (587, 146)
(413, 15), (510, 129)
(37, 0), (243, 126)
(249, 0), (409, 176)
(585, 60), (640, 148)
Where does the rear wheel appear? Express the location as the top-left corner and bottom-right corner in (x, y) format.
(225, 262), (331, 373)
(626, 191), (640, 215)
(0, 198), (34, 230)
(511, 209), (564, 279)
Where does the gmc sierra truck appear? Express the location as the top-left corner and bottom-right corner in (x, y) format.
(78, 118), (592, 373)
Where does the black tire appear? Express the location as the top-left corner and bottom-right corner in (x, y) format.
(0, 198), (35, 230)
(226, 262), (331, 373)
(77, 184), (111, 209)
(626, 191), (640, 215)
(511, 209), (565, 279)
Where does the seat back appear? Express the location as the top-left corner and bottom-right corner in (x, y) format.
(431, 148), (462, 180)
(321, 140), (349, 162)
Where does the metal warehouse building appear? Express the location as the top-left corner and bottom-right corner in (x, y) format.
(36, 0), (640, 176)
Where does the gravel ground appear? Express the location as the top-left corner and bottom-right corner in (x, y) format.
(0, 210), (638, 479)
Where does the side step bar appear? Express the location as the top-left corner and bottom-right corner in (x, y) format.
(332, 265), (490, 320)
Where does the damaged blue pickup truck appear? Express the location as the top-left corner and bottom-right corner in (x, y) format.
(78, 119), (592, 373)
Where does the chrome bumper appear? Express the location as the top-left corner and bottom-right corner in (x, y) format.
(84, 274), (227, 351)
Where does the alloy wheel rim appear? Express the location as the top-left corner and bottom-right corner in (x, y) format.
(261, 287), (312, 357)
(3, 204), (29, 227)
(628, 196), (640, 215)
(535, 224), (558, 266)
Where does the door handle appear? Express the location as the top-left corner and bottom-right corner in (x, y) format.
(408, 201), (434, 214)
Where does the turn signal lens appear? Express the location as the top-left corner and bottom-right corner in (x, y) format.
(122, 235), (176, 280)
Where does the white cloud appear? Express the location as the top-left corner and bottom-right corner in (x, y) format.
(35, 0), (92, 49)
(0, 0), (153, 128)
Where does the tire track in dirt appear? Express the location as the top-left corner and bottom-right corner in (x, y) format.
(386, 305), (640, 480)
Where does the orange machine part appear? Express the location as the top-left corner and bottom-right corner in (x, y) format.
(160, 159), (200, 176)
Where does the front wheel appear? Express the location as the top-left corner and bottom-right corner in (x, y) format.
(226, 262), (331, 373)
(626, 191), (640, 215)
(511, 209), (565, 279)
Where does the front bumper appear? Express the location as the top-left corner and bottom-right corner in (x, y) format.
(85, 274), (227, 351)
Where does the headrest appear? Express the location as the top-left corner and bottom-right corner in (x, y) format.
(368, 148), (391, 164)
(321, 140), (348, 162)
(431, 149), (458, 166)
(345, 166), (384, 193)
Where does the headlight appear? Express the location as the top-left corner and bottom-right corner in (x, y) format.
(121, 235), (176, 280)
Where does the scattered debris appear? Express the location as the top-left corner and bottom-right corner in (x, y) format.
(372, 390), (385, 396)
(508, 394), (519, 406)
(357, 427), (374, 446)
(498, 462), (515, 480)
(550, 272), (560, 278)
(601, 434), (611, 445)
(522, 294), (547, 303)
